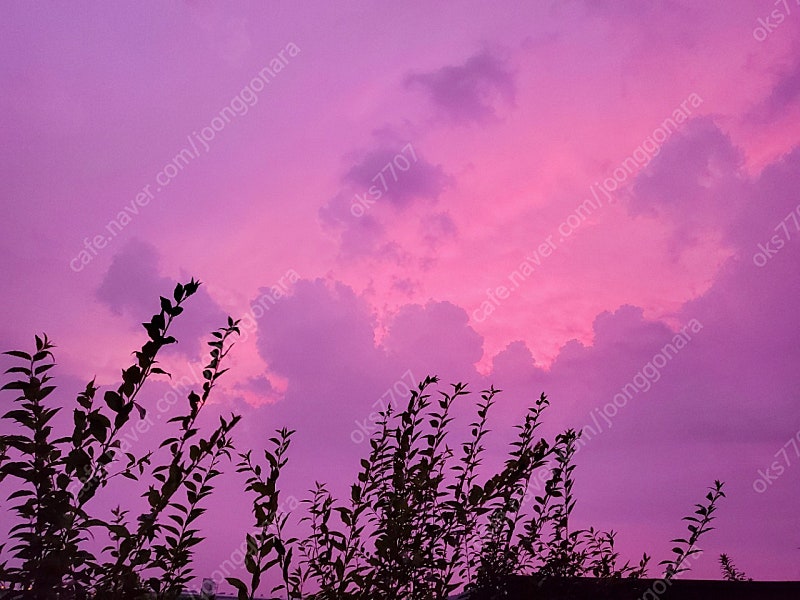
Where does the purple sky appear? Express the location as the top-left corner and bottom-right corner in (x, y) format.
(2, 0), (800, 592)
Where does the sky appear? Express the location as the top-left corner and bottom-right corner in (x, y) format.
(1, 0), (800, 593)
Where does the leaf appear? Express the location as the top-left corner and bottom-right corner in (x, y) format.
(88, 412), (111, 443)
(34, 363), (55, 376)
(2, 409), (32, 425)
(4, 366), (31, 376)
(252, 481), (271, 496)
(225, 577), (249, 600)
(104, 391), (124, 412)
(143, 321), (161, 341)
(1, 381), (26, 391)
(133, 401), (147, 420)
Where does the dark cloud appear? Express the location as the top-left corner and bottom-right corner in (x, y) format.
(626, 118), (800, 267)
(390, 276), (418, 298)
(747, 57), (800, 123)
(383, 300), (483, 382)
(405, 50), (515, 123)
(256, 279), (382, 383)
(626, 118), (744, 253)
(420, 211), (458, 247)
(251, 278), (488, 485)
(629, 118), (743, 217)
(319, 192), (388, 256)
(96, 239), (167, 317)
(725, 145), (800, 250)
(319, 134), (451, 257)
(343, 145), (450, 208)
(233, 375), (279, 400)
(96, 239), (227, 359)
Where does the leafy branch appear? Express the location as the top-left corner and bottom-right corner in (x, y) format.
(660, 480), (725, 579)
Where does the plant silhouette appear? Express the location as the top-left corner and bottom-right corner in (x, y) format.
(0, 281), (726, 599)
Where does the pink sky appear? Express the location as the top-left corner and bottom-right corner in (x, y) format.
(2, 0), (800, 592)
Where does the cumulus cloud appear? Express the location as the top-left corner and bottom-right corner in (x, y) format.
(405, 49), (516, 123)
(281, 123), (798, 486)
(342, 144), (450, 208)
(244, 170), (800, 565)
(249, 278), (490, 482)
(383, 300), (483, 382)
(260, 127), (800, 465)
(624, 118), (744, 255)
(629, 118), (743, 217)
(748, 56), (800, 123)
(419, 211), (458, 247)
(96, 239), (227, 359)
(256, 279), (382, 383)
(225, 127), (800, 576)
(319, 132), (451, 257)
(233, 375), (281, 402)
(725, 145), (800, 250)
(318, 193), (388, 256)
(96, 239), (168, 317)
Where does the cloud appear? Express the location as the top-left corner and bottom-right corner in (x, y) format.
(488, 340), (548, 417)
(254, 279), (485, 400)
(246, 175), (800, 569)
(318, 193), (388, 256)
(249, 278), (489, 483)
(748, 56), (800, 123)
(342, 144), (450, 208)
(405, 50), (515, 123)
(629, 118), (743, 217)
(232, 375), (281, 404)
(419, 211), (458, 247)
(390, 276), (418, 298)
(625, 118), (744, 254)
(579, 129), (800, 449)
(246, 127), (800, 574)
(318, 133), (451, 257)
(625, 116), (800, 268)
(251, 279), (392, 485)
(96, 239), (169, 318)
(96, 239), (227, 359)
(597, 120), (800, 447)
(256, 278), (382, 383)
(383, 300), (483, 382)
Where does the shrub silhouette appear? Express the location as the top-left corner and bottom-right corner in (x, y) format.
(719, 553), (751, 581)
(0, 281), (726, 599)
(659, 480), (725, 579)
(0, 281), (242, 599)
